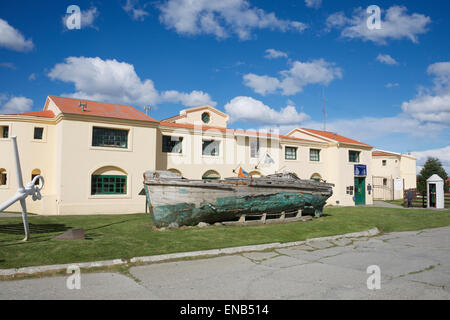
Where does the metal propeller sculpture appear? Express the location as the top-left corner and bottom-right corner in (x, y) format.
(0, 136), (44, 241)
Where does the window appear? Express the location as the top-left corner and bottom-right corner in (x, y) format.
(201, 112), (210, 124)
(349, 150), (360, 163)
(1, 126), (8, 139)
(91, 175), (127, 195)
(202, 170), (220, 180)
(285, 147), (297, 160)
(310, 149), (320, 162)
(250, 140), (260, 158)
(34, 127), (44, 140)
(162, 135), (183, 153)
(202, 139), (219, 156)
(382, 160), (387, 166)
(31, 169), (41, 186)
(0, 169), (6, 186)
(92, 127), (128, 148)
(383, 178), (388, 186)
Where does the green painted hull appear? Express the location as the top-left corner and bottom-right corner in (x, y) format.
(145, 187), (330, 227)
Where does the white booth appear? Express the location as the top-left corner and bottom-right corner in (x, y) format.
(427, 174), (444, 209)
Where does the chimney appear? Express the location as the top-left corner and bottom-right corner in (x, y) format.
(79, 101), (87, 112)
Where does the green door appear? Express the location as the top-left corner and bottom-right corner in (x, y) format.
(354, 177), (366, 205)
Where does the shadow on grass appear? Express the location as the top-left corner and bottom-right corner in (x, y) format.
(0, 223), (70, 235)
(84, 219), (136, 232)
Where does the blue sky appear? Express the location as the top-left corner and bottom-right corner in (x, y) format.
(0, 0), (449, 172)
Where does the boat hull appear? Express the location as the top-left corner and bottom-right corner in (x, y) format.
(144, 175), (333, 227)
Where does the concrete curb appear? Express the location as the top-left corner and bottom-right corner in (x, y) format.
(0, 227), (380, 277)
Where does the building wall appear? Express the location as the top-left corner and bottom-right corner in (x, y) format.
(0, 116), (157, 215)
(0, 118), (58, 214)
(55, 118), (157, 214)
(371, 154), (417, 200)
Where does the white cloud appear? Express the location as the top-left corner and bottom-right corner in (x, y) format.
(243, 74), (280, 95)
(401, 61), (450, 125)
(411, 146), (450, 174)
(160, 90), (216, 107)
(376, 54), (398, 65)
(264, 49), (288, 59)
(0, 18), (34, 52)
(224, 96), (310, 125)
(427, 61), (450, 91)
(386, 82), (399, 88)
(47, 56), (215, 107)
(158, 0), (307, 40)
(326, 6), (431, 45)
(0, 62), (15, 70)
(244, 59), (342, 96)
(0, 96), (33, 114)
(401, 93), (450, 124)
(123, 0), (149, 21)
(305, 0), (322, 9)
(28, 73), (36, 81)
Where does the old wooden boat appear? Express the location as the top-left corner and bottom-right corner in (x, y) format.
(143, 171), (334, 228)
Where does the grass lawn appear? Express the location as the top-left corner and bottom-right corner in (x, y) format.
(0, 206), (449, 269)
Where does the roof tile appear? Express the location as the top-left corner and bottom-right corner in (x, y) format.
(48, 96), (158, 122)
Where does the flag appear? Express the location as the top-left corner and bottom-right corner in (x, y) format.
(263, 153), (275, 165)
(238, 167), (249, 178)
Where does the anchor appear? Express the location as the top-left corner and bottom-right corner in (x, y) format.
(0, 136), (44, 241)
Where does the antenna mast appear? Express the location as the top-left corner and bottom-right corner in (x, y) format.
(322, 88), (327, 131)
(144, 105), (151, 116)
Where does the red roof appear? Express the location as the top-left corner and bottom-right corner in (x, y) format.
(301, 128), (371, 147)
(160, 121), (317, 143)
(48, 96), (158, 123)
(372, 151), (398, 157)
(12, 110), (55, 118)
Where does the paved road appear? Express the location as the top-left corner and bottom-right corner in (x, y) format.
(1, 227), (449, 300)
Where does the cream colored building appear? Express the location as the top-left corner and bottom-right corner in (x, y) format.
(0, 96), (415, 215)
(371, 150), (417, 200)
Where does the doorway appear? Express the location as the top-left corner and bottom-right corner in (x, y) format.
(429, 183), (436, 208)
(354, 177), (366, 205)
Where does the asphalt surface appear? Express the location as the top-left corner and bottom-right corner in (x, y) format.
(1, 226), (449, 300)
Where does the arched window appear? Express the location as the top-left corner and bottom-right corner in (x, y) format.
(249, 171), (262, 178)
(168, 168), (182, 177)
(202, 170), (220, 180)
(310, 173), (322, 182)
(31, 169), (41, 185)
(0, 168), (7, 186)
(91, 166), (127, 195)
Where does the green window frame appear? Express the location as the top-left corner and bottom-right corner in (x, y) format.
(310, 149), (320, 162)
(91, 175), (127, 195)
(202, 139), (219, 156)
(349, 150), (360, 163)
(162, 135), (183, 153)
(92, 127), (128, 148)
(285, 147), (297, 160)
(1, 126), (9, 139)
(34, 127), (44, 140)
